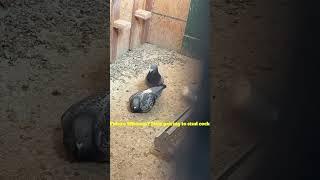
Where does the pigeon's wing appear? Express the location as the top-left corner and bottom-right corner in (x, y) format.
(60, 91), (109, 162)
(149, 85), (166, 98)
(129, 91), (142, 102)
(96, 124), (109, 160)
(146, 72), (153, 86)
(140, 93), (156, 112)
(61, 92), (108, 143)
(146, 71), (151, 80)
(93, 94), (109, 158)
(93, 93), (109, 136)
(61, 92), (106, 122)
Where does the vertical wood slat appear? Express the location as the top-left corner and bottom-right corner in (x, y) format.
(111, 0), (121, 62)
(141, 0), (154, 43)
(129, 0), (139, 50)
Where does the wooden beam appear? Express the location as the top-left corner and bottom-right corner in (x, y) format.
(141, 0), (154, 43)
(129, 0), (139, 50)
(135, 9), (152, 20)
(154, 107), (192, 157)
(111, 0), (121, 63)
(113, 19), (132, 30)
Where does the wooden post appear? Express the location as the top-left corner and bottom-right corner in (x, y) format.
(129, 0), (154, 50)
(111, 0), (121, 63)
(141, 0), (154, 43)
(129, 0), (139, 50)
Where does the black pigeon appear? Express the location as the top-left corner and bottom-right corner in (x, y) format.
(61, 91), (109, 162)
(146, 64), (164, 87)
(129, 84), (166, 113)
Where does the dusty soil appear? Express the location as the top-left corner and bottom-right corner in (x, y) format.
(210, 0), (293, 178)
(110, 44), (201, 180)
(0, 0), (109, 179)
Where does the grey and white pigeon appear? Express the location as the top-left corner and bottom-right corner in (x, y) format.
(146, 64), (164, 87)
(129, 84), (166, 113)
(61, 91), (109, 162)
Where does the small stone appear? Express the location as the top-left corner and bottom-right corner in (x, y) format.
(21, 84), (29, 91)
(254, 15), (262, 19)
(39, 163), (47, 170)
(20, 134), (32, 141)
(51, 90), (61, 96)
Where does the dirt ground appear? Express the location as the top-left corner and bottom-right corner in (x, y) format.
(110, 43), (201, 179)
(0, 0), (108, 179)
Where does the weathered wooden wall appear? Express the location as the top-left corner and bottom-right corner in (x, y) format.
(117, 0), (134, 57)
(110, 0), (192, 63)
(110, 0), (147, 62)
(110, 0), (120, 63)
(147, 0), (191, 51)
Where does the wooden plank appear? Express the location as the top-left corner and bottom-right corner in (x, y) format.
(154, 107), (192, 158)
(113, 19), (131, 30)
(129, 0), (146, 50)
(129, 0), (139, 50)
(147, 13), (187, 50)
(152, 0), (190, 21)
(115, 0), (136, 59)
(111, 0), (121, 63)
(141, 0), (154, 43)
(135, 9), (152, 20)
(120, 0), (134, 22)
(215, 143), (258, 180)
(116, 27), (131, 57)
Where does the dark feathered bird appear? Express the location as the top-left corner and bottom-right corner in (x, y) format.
(129, 84), (166, 113)
(146, 64), (164, 87)
(61, 91), (109, 162)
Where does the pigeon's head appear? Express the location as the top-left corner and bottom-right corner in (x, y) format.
(149, 64), (158, 73)
(130, 97), (141, 113)
(72, 114), (94, 157)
